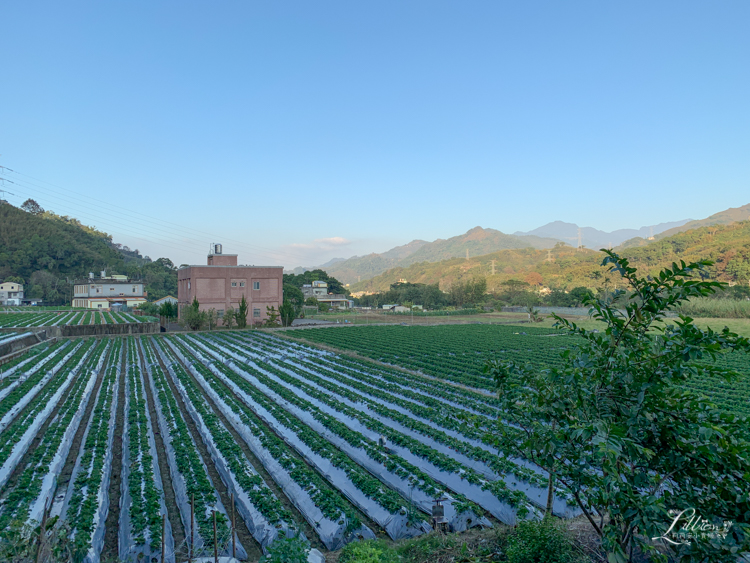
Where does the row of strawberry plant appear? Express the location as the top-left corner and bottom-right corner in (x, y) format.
(0, 339), (109, 533)
(173, 335), (444, 540)
(64, 338), (122, 563)
(0, 339), (69, 388)
(220, 333), (552, 494)
(193, 333), (543, 522)
(275, 341), (499, 420)
(0, 341), (81, 422)
(0, 339), (94, 487)
(141, 337), (236, 557)
(151, 336), (297, 554)
(119, 337), (174, 561)
(155, 335), (373, 550)
(183, 334), (491, 533)
(320, 353), (500, 416)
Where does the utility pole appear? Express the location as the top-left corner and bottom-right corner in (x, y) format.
(545, 250), (553, 262)
(465, 249), (469, 261)
(490, 260), (495, 275)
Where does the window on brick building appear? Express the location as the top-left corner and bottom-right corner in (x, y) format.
(253, 281), (260, 290)
(253, 308), (260, 318)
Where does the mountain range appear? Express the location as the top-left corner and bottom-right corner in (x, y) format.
(350, 216), (750, 293)
(290, 204), (750, 288)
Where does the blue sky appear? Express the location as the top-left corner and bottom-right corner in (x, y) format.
(1, 1), (748, 268)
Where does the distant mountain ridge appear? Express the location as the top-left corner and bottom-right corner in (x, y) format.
(318, 227), (559, 285)
(292, 204), (748, 287)
(349, 217), (750, 293)
(514, 219), (692, 250)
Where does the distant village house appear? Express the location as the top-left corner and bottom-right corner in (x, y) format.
(72, 272), (147, 310)
(302, 280), (352, 309)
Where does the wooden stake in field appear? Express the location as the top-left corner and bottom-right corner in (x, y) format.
(35, 497), (50, 563)
(213, 510), (218, 563)
(161, 513), (166, 563)
(189, 493), (194, 563)
(231, 492), (236, 559)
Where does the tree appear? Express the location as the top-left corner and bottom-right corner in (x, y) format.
(569, 286), (594, 306)
(264, 306), (280, 327)
(486, 252), (750, 562)
(21, 198), (44, 215)
(137, 302), (160, 316)
(279, 299), (297, 327)
(180, 297), (207, 331)
(305, 296), (319, 306)
(206, 308), (218, 330)
(2, 276), (25, 285)
(223, 306), (236, 329)
(236, 295), (248, 329)
(158, 301), (176, 320)
(283, 283), (304, 310)
(524, 271), (544, 286)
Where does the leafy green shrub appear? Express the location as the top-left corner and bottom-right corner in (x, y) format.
(259, 533), (310, 563)
(505, 519), (577, 563)
(339, 539), (401, 563)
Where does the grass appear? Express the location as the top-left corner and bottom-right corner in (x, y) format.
(329, 521), (595, 563)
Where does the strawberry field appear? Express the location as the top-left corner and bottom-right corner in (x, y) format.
(286, 324), (750, 417)
(0, 327), (591, 561)
(0, 311), (147, 328)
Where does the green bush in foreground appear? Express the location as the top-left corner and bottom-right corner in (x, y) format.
(506, 520), (579, 563)
(339, 539), (401, 563)
(259, 533), (310, 563)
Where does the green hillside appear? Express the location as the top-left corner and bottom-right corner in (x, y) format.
(350, 221), (750, 293)
(0, 202), (177, 304)
(621, 204), (750, 248)
(327, 226), (560, 285)
(325, 239), (428, 284)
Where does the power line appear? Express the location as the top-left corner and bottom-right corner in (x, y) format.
(0, 166), (316, 265)
(4, 173), (307, 264)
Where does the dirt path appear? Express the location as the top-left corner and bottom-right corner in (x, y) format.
(101, 338), (127, 561)
(139, 338), (187, 552)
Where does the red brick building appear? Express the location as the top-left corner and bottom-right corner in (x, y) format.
(177, 245), (283, 325)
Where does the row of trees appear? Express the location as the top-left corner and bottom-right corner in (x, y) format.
(178, 296), (298, 331)
(353, 278), (597, 310)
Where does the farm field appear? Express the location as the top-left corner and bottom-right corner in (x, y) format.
(0, 311), (146, 328)
(285, 324), (750, 418)
(0, 330), (579, 562)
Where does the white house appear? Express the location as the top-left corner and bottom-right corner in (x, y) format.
(72, 273), (147, 310)
(0, 282), (24, 306)
(302, 281), (351, 309)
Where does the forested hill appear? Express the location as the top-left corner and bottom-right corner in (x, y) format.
(324, 226), (559, 285)
(349, 220), (750, 293)
(0, 202), (177, 304)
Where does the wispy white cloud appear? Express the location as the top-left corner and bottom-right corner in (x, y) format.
(287, 236), (352, 250)
(278, 236), (354, 268)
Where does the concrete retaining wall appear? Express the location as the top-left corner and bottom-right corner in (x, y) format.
(0, 331), (48, 359)
(43, 322), (160, 338)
